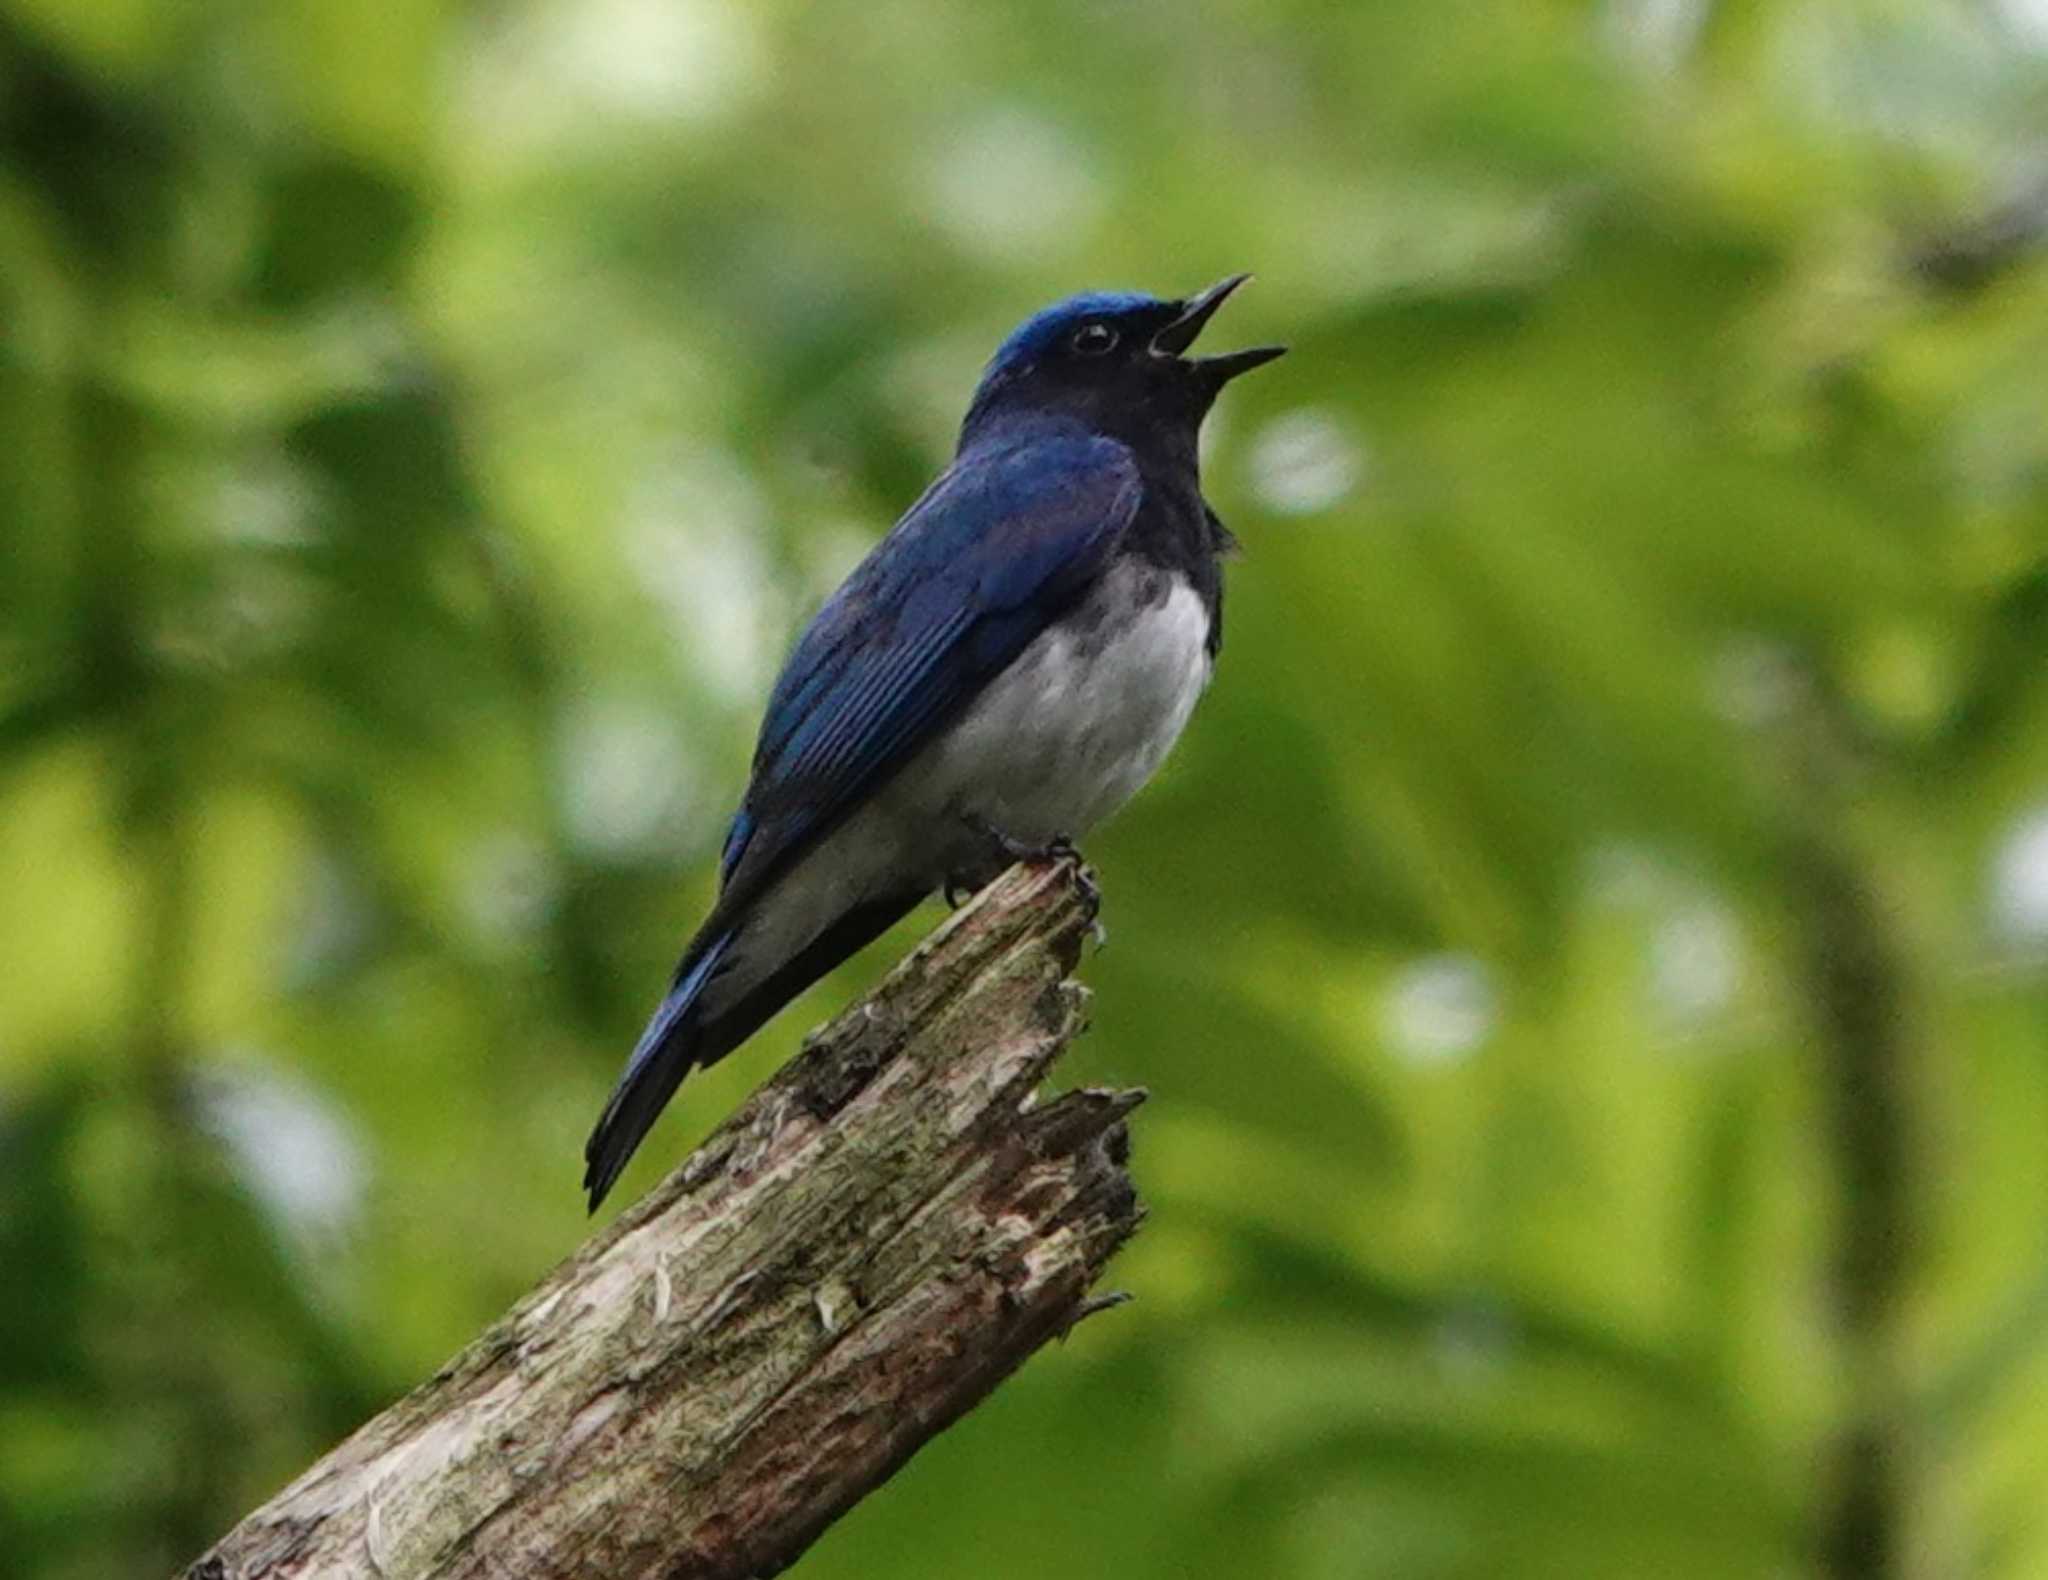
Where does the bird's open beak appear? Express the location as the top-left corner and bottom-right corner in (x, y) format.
(1153, 273), (1288, 382)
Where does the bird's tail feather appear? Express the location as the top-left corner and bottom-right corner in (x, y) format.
(583, 930), (735, 1212)
(582, 887), (926, 1212)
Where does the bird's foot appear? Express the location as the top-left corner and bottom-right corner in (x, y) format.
(960, 812), (1062, 865)
(958, 815), (1104, 942)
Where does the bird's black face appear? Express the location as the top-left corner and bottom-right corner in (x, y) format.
(962, 276), (1286, 448)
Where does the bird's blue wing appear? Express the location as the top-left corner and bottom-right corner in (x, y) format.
(713, 432), (1141, 911)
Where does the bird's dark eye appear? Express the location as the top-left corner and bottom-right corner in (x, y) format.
(1071, 322), (1118, 356)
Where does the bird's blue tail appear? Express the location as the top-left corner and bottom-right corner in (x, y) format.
(583, 930), (735, 1212)
(582, 887), (925, 1211)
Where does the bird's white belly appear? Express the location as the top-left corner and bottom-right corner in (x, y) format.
(697, 559), (1212, 1016)
(913, 558), (1213, 847)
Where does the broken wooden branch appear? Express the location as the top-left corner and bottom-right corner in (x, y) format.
(185, 857), (1142, 1580)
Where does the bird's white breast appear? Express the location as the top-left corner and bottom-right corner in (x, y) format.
(915, 556), (1213, 847)
(697, 557), (1214, 1017)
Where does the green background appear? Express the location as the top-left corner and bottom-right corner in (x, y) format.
(5, 1), (2048, 1575)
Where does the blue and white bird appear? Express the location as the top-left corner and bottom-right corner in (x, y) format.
(584, 276), (1285, 1209)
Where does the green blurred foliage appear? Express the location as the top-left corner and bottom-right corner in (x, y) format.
(4, 0), (2048, 1575)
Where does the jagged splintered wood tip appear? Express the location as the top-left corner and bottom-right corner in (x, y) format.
(187, 855), (1143, 1580)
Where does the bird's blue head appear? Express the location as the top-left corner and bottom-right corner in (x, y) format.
(960, 275), (1285, 451)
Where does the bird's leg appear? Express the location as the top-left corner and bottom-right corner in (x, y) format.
(959, 810), (1066, 865)
(955, 814), (1105, 940)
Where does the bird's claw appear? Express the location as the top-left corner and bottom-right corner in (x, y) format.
(962, 814), (1087, 878)
(959, 815), (1104, 939)
(963, 812), (1047, 866)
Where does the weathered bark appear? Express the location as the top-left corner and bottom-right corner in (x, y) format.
(185, 858), (1142, 1580)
